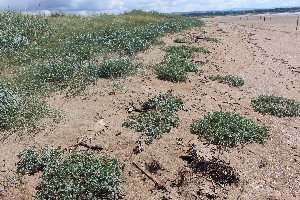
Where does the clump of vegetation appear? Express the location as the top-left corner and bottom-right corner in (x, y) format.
(98, 57), (141, 78)
(123, 93), (184, 144)
(164, 45), (211, 59)
(17, 146), (125, 199)
(155, 46), (208, 82)
(156, 65), (188, 82)
(17, 146), (63, 175)
(209, 75), (244, 86)
(174, 38), (188, 43)
(190, 111), (270, 147)
(251, 95), (300, 117)
(144, 92), (185, 112)
(123, 111), (179, 144)
(196, 36), (218, 42)
(0, 87), (59, 141)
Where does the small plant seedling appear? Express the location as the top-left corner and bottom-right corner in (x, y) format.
(190, 111), (270, 147)
(251, 95), (300, 117)
(209, 75), (244, 86)
(196, 36), (218, 42)
(174, 38), (188, 43)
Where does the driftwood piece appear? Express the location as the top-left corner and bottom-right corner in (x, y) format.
(132, 161), (167, 191)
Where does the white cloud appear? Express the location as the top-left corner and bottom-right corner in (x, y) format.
(0, 0), (299, 13)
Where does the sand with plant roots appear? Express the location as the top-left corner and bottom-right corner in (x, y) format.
(1, 13), (300, 199)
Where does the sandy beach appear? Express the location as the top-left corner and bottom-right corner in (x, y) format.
(1, 13), (299, 199)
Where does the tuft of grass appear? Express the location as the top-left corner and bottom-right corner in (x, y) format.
(17, 146), (125, 199)
(251, 95), (300, 117)
(123, 93), (184, 144)
(190, 111), (270, 147)
(209, 75), (244, 87)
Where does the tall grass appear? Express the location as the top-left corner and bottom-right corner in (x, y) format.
(0, 10), (204, 140)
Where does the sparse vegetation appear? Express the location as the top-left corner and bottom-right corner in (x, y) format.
(251, 95), (300, 117)
(123, 93), (184, 144)
(209, 75), (244, 86)
(17, 146), (125, 199)
(191, 111), (270, 147)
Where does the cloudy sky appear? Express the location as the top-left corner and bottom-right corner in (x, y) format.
(0, 0), (299, 13)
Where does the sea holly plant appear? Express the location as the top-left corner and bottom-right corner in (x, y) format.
(155, 45), (209, 82)
(251, 95), (300, 117)
(16, 146), (125, 199)
(190, 111), (270, 147)
(209, 75), (244, 87)
(123, 93), (184, 144)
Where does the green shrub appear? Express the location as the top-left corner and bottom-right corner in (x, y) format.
(163, 57), (198, 72)
(174, 38), (188, 43)
(209, 75), (244, 86)
(98, 58), (141, 78)
(156, 65), (188, 82)
(251, 95), (300, 117)
(196, 36), (218, 42)
(123, 111), (179, 144)
(0, 88), (19, 129)
(144, 93), (185, 112)
(203, 37), (218, 42)
(17, 146), (63, 175)
(123, 93), (184, 144)
(17, 147), (125, 199)
(164, 45), (211, 59)
(191, 111), (270, 147)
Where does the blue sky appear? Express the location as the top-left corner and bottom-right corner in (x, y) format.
(0, 0), (299, 14)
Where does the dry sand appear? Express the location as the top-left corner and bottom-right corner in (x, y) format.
(1, 13), (300, 199)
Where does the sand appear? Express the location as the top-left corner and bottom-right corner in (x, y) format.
(1, 13), (299, 199)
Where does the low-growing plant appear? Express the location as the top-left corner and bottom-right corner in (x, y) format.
(203, 37), (218, 42)
(16, 146), (125, 199)
(251, 95), (300, 117)
(195, 36), (218, 42)
(190, 111), (270, 147)
(209, 75), (244, 86)
(164, 45), (211, 59)
(17, 146), (63, 175)
(98, 57), (141, 78)
(123, 111), (179, 144)
(123, 93), (184, 144)
(163, 57), (199, 72)
(174, 38), (188, 43)
(156, 64), (188, 82)
(144, 93), (185, 112)
(156, 49), (202, 82)
(0, 88), (19, 129)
